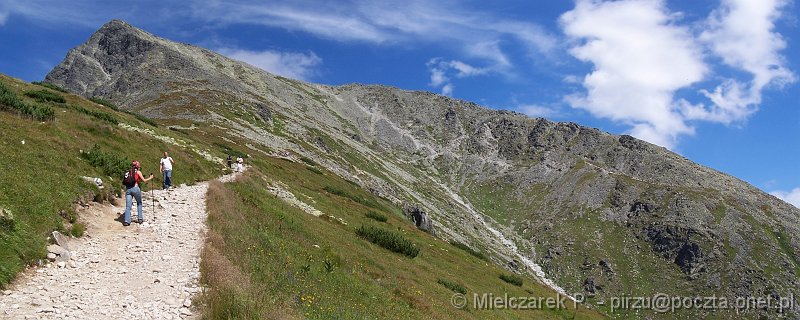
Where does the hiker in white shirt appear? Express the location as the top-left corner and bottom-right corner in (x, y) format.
(160, 152), (175, 190)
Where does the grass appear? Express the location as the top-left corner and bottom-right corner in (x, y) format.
(449, 241), (487, 261)
(0, 74), (221, 288)
(69, 222), (86, 237)
(89, 96), (158, 127)
(772, 229), (800, 276)
(323, 185), (381, 209)
(499, 274), (523, 287)
(0, 82), (55, 121)
(365, 211), (387, 223)
(356, 225), (420, 258)
(199, 159), (603, 319)
(437, 279), (467, 294)
(214, 142), (248, 159)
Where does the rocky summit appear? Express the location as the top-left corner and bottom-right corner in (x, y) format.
(46, 20), (800, 318)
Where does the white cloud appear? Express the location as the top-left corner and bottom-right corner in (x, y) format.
(560, 0), (706, 149)
(770, 188), (800, 209)
(560, 0), (794, 149)
(441, 84), (454, 96)
(688, 0), (796, 123)
(218, 48), (322, 81)
(466, 41), (512, 68)
(517, 104), (559, 118)
(426, 58), (491, 97)
(190, 1), (556, 68)
(0, 0), (164, 28)
(429, 68), (447, 87)
(199, 2), (387, 43)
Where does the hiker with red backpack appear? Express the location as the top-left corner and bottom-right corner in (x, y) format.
(122, 160), (154, 226)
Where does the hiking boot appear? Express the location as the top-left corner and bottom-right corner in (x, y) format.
(123, 222), (131, 226)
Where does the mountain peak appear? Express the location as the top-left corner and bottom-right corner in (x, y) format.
(93, 19), (150, 40)
(102, 19), (131, 29)
(44, 20), (184, 102)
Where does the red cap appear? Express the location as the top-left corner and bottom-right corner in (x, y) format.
(132, 160), (141, 169)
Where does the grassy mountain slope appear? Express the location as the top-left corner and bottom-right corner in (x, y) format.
(201, 159), (602, 319)
(40, 20), (800, 319)
(0, 73), (605, 318)
(0, 74), (221, 285)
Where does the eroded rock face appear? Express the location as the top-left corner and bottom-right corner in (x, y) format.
(642, 225), (707, 276)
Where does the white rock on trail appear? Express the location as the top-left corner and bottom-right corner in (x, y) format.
(0, 171), (243, 319)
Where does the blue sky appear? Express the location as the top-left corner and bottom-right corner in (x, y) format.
(1, 0), (798, 207)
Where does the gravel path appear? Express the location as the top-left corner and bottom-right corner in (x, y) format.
(0, 171), (241, 319)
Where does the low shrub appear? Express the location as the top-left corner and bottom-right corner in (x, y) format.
(168, 126), (189, 134)
(0, 83), (55, 121)
(449, 241), (488, 261)
(437, 279), (467, 294)
(356, 225), (419, 258)
(81, 145), (130, 177)
(68, 104), (118, 124)
(299, 156), (317, 166)
(134, 113), (158, 127)
(24, 89), (66, 103)
(32, 81), (68, 93)
(365, 211), (387, 223)
(89, 96), (119, 111)
(324, 185), (380, 208)
(499, 274), (523, 287)
(70, 222), (86, 237)
(306, 166), (323, 175)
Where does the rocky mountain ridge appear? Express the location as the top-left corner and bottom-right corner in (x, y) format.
(46, 20), (800, 318)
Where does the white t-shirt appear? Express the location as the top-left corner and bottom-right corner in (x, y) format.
(160, 157), (174, 171)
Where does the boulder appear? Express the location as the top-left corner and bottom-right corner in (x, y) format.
(52, 231), (71, 251)
(599, 259), (615, 276)
(629, 200), (656, 215)
(0, 207), (14, 230)
(507, 259), (521, 272)
(583, 277), (602, 295)
(46, 244), (70, 263)
(404, 205), (434, 234)
(82, 176), (104, 188)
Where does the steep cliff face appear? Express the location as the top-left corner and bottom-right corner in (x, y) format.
(47, 20), (800, 318)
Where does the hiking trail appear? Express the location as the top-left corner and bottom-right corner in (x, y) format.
(0, 171), (242, 319)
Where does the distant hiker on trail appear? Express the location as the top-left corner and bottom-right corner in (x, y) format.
(160, 151), (174, 190)
(236, 157), (244, 172)
(122, 160), (154, 226)
(226, 155), (232, 169)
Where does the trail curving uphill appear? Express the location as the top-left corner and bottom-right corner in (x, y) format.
(0, 171), (241, 319)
